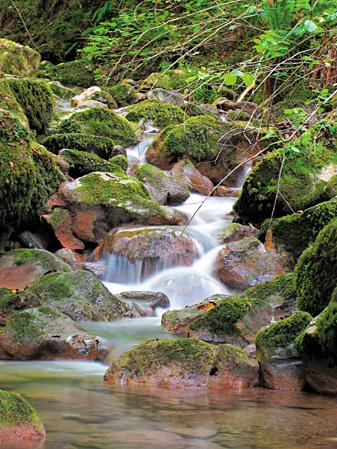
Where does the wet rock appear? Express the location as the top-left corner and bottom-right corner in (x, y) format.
(17, 231), (46, 250)
(147, 88), (185, 107)
(55, 248), (83, 268)
(102, 227), (199, 269)
(215, 237), (286, 290)
(70, 86), (101, 107)
(256, 311), (312, 391)
(218, 223), (259, 244)
(298, 301), (337, 395)
(213, 186), (241, 197)
(163, 274), (296, 347)
(44, 172), (187, 248)
(105, 338), (259, 390)
(132, 163), (190, 205)
(0, 39), (40, 76)
(19, 270), (139, 321)
(0, 249), (72, 291)
(0, 390), (45, 445)
(118, 291), (170, 314)
(171, 160), (214, 196)
(0, 306), (109, 361)
(105, 430), (185, 449)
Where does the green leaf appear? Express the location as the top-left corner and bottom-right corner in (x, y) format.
(242, 73), (255, 87)
(222, 73), (237, 86)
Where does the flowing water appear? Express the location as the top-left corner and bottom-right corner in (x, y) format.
(3, 110), (337, 449)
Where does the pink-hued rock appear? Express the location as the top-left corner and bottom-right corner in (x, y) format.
(171, 160), (214, 195)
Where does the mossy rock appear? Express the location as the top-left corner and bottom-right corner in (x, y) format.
(105, 338), (258, 390)
(0, 306), (109, 361)
(104, 82), (138, 107)
(42, 132), (118, 159)
(109, 154), (128, 171)
(59, 148), (126, 178)
(36, 59), (95, 87)
(0, 79), (29, 127)
(7, 78), (54, 133)
(163, 273), (296, 346)
(182, 102), (218, 118)
(20, 270), (136, 321)
(51, 107), (137, 147)
(296, 218), (337, 316)
(126, 100), (187, 128)
(262, 198), (337, 266)
(0, 39), (40, 76)
(0, 389), (45, 443)
(140, 70), (187, 91)
(234, 122), (337, 224)
(256, 311), (312, 361)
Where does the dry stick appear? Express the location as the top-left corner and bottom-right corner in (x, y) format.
(270, 155), (285, 220)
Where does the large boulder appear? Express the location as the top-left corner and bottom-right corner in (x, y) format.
(104, 338), (259, 390)
(147, 116), (264, 184)
(132, 163), (190, 205)
(101, 227), (199, 278)
(0, 39), (40, 76)
(44, 172), (187, 249)
(7, 78), (54, 133)
(295, 218), (337, 316)
(298, 301), (337, 395)
(234, 122), (337, 224)
(215, 237), (286, 290)
(256, 311), (312, 391)
(126, 100), (187, 127)
(0, 306), (109, 361)
(261, 198), (337, 267)
(162, 273), (296, 346)
(18, 270), (138, 321)
(0, 390), (45, 445)
(44, 107), (137, 157)
(104, 82), (139, 107)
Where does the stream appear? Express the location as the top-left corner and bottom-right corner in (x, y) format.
(1, 107), (337, 449)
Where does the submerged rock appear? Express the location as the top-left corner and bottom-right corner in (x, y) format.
(162, 274), (296, 347)
(256, 311), (312, 391)
(0, 306), (109, 361)
(104, 338), (259, 390)
(215, 237), (286, 290)
(0, 389), (45, 445)
(44, 172), (187, 249)
(132, 163), (190, 205)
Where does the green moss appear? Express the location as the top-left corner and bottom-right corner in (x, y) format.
(0, 390), (43, 428)
(60, 148), (125, 177)
(296, 218), (337, 316)
(181, 102), (218, 118)
(0, 39), (40, 76)
(262, 198), (337, 265)
(109, 155), (128, 171)
(104, 82), (138, 107)
(42, 133), (117, 159)
(234, 122), (337, 224)
(7, 78), (54, 133)
(54, 107), (137, 147)
(190, 273), (295, 336)
(36, 59), (95, 87)
(256, 311), (312, 361)
(126, 100), (187, 127)
(140, 71), (186, 91)
(7, 248), (72, 273)
(0, 79), (29, 127)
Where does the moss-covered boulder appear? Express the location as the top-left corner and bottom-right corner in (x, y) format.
(59, 148), (126, 178)
(0, 78), (29, 126)
(132, 163), (190, 205)
(234, 122), (337, 224)
(296, 218), (337, 316)
(0, 306), (109, 361)
(162, 274), (296, 346)
(0, 108), (65, 226)
(0, 39), (40, 76)
(0, 390), (45, 444)
(43, 133), (119, 160)
(256, 311), (312, 391)
(126, 100), (186, 128)
(7, 78), (54, 133)
(19, 270), (138, 321)
(104, 82), (139, 107)
(262, 198), (337, 267)
(297, 302), (337, 394)
(147, 116), (264, 184)
(104, 338), (258, 390)
(36, 59), (95, 88)
(0, 248), (72, 292)
(215, 237), (286, 290)
(44, 172), (187, 248)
